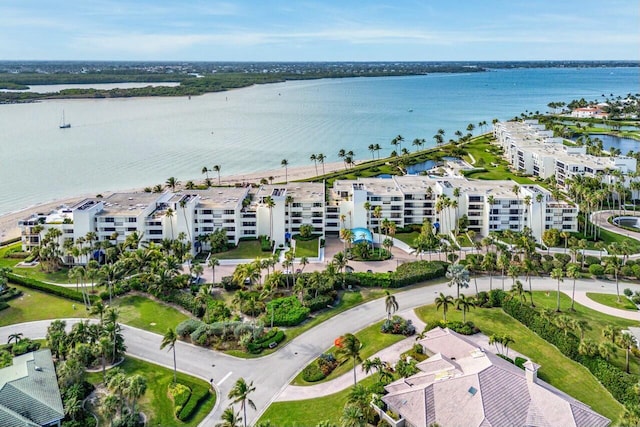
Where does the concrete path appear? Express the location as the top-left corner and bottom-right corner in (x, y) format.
(591, 210), (640, 241)
(573, 291), (640, 321)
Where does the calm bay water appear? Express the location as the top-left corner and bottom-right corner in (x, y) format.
(0, 67), (638, 216)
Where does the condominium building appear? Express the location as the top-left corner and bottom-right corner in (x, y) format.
(328, 175), (578, 243)
(19, 183), (325, 254)
(493, 120), (637, 189)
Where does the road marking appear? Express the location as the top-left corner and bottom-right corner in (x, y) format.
(217, 371), (232, 386)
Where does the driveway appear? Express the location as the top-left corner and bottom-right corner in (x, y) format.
(2, 275), (639, 425)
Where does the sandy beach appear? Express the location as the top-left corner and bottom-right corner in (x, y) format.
(0, 161), (347, 244)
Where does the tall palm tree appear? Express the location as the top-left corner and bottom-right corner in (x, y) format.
(202, 166), (210, 181)
(336, 333), (362, 386)
(617, 333), (636, 373)
(264, 196), (276, 242)
(456, 294), (476, 322)
(551, 268), (564, 312)
(566, 264), (580, 311)
(446, 263), (469, 298)
(228, 377), (256, 427)
(213, 165), (221, 185)
(165, 176), (180, 192)
(310, 154), (318, 175)
(281, 159), (289, 183)
(435, 293), (454, 322)
(317, 153), (326, 174)
(208, 257), (220, 284)
(384, 291), (399, 320)
(160, 328), (178, 384)
(216, 407), (242, 427)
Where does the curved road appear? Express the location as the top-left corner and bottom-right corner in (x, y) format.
(2, 275), (640, 425)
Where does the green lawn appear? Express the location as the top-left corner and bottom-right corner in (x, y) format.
(292, 320), (406, 386)
(86, 356), (215, 427)
(415, 301), (625, 422)
(586, 292), (638, 311)
(394, 231), (419, 247)
(0, 283), (89, 327)
(293, 237), (319, 258)
(112, 295), (191, 334)
(213, 240), (272, 260)
(1, 283), (190, 336)
(259, 375), (378, 426)
(0, 243), (70, 283)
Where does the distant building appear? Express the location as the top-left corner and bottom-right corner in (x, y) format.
(0, 349), (64, 427)
(570, 107), (609, 119)
(382, 327), (609, 427)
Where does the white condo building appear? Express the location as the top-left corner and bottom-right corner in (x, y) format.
(20, 175), (576, 252)
(493, 120), (637, 191)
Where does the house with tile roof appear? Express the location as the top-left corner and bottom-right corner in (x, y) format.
(0, 349), (64, 427)
(382, 327), (610, 427)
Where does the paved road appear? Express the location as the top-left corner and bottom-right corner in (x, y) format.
(2, 275), (640, 425)
(591, 210), (640, 242)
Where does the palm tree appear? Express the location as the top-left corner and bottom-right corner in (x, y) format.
(264, 196), (276, 242)
(160, 328), (178, 384)
(603, 325), (621, 344)
(566, 264), (580, 311)
(446, 263), (469, 298)
(551, 267), (564, 312)
(456, 294), (476, 323)
(617, 333), (636, 373)
(604, 254), (622, 302)
(208, 257), (220, 284)
(310, 153), (318, 176)
(317, 153), (326, 174)
(212, 165), (221, 185)
(165, 176), (180, 191)
(125, 374), (147, 417)
(216, 407), (243, 427)
(228, 377), (256, 427)
(202, 166), (210, 181)
(336, 333), (362, 386)
(281, 159), (289, 183)
(384, 291), (399, 320)
(435, 293), (455, 322)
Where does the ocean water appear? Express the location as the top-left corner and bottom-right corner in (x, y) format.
(0, 67), (638, 216)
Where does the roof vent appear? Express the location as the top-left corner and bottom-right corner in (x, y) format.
(34, 366), (42, 372)
(468, 386), (477, 396)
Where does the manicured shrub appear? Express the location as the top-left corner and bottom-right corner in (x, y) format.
(391, 261), (448, 288)
(0, 287), (22, 302)
(514, 356), (527, 369)
(423, 320), (479, 335)
(624, 288), (633, 297)
(169, 383), (192, 417)
(264, 296), (310, 327)
(497, 354), (515, 364)
(302, 363), (326, 382)
(176, 319), (204, 338)
(178, 382), (210, 421)
(584, 255), (601, 266)
(589, 264), (605, 277)
(203, 300), (231, 323)
(303, 294), (335, 312)
(0, 301), (8, 311)
(381, 315), (415, 336)
(246, 329), (285, 354)
(8, 273), (98, 303)
(488, 289), (507, 307)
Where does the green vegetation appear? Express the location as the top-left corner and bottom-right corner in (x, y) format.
(259, 376), (378, 426)
(0, 283), (88, 326)
(394, 231), (420, 246)
(0, 243), (69, 283)
(213, 240), (268, 259)
(86, 357), (215, 427)
(292, 320), (406, 386)
(586, 292), (638, 311)
(293, 237), (319, 258)
(113, 295), (191, 334)
(415, 300), (625, 421)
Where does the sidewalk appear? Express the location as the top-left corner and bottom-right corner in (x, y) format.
(572, 291), (640, 321)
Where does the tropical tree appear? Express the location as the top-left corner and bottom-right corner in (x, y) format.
(281, 158), (289, 183)
(446, 263), (469, 298)
(160, 328), (178, 384)
(336, 333), (362, 386)
(455, 294), (476, 322)
(310, 153), (318, 175)
(208, 256), (220, 284)
(228, 377), (256, 427)
(213, 165), (221, 185)
(617, 333), (637, 373)
(551, 267), (564, 312)
(384, 291), (399, 320)
(435, 293), (455, 322)
(566, 264), (580, 311)
(165, 176), (180, 191)
(216, 407), (243, 427)
(604, 254), (623, 302)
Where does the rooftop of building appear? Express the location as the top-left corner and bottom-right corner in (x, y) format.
(253, 182), (325, 203)
(382, 327), (609, 427)
(0, 349), (64, 427)
(96, 192), (162, 216)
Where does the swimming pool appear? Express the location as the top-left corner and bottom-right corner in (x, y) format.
(351, 227), (373, 244)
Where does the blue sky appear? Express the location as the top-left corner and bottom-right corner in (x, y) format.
(1, 0), (638, 61)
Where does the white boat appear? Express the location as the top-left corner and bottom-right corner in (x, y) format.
(59, 110), (71, 129)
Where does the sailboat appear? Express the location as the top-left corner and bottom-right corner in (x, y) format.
(59, 110), (71, 129)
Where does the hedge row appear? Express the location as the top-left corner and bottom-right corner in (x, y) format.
(0, 301), (8, 311)
(0, 287), (22, 302)
(303, 294), (335, 312)
(178, 381), (210, 421)
(264, 296), (310, 327)
(346, 261), (447, 289)
(502, 298), (638, 406)
(247, 329), (285, 354)
(8, 273), (98, 303)
(169, 383), (192, 418)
